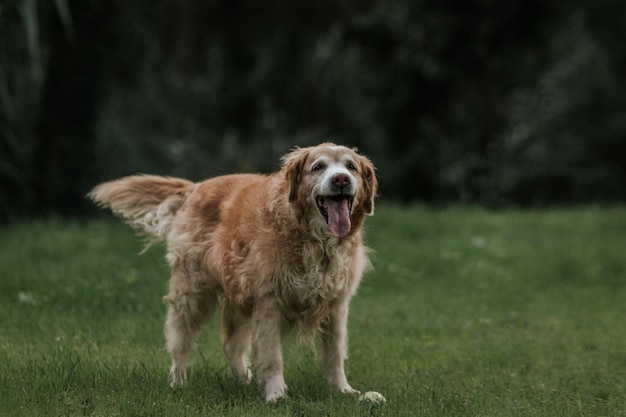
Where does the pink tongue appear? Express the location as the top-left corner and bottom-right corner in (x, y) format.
(326, 198), (351, 238)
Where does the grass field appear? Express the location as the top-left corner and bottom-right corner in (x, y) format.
(1, 205), (625, 416)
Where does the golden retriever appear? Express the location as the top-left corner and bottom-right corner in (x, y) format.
(89, 143), (378, 402)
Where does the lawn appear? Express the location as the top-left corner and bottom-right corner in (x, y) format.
(1, 205), (625, 416)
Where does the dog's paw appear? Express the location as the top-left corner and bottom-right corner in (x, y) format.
(168, 366), (187, 388)
(234, 368), (253, 385)
(264, 376), (289, 403)
(338, 385), (361, 396)
(265, 389), (289, 403)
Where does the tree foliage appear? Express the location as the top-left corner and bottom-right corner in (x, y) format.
(1, 0), (624, 220)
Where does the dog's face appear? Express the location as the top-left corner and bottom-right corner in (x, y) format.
(282, 143), (377, 239)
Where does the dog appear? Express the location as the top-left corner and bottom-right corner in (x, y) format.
(89, 143), (378, 402)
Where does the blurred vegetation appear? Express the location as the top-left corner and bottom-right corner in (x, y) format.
(1, 0), (625, 220)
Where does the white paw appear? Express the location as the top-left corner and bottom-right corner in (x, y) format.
(264, 375), (288, 402)
(169, 367), (187, 388)
(339, 385), (361, 396)
(234, 368), (253, 385)
(265, 388), (288, 403)
(242, 368), (253, 384)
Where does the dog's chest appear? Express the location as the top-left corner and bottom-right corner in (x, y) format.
(280, 244), (352, 313)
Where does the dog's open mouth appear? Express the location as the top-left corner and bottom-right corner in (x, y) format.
(316, 195), (353, 238)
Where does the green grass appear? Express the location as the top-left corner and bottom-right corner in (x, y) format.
(1, 206), (626, 416)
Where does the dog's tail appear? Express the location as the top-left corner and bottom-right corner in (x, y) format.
(88, 175), (194, 247)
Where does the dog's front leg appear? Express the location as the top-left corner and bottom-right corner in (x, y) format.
(321, 299), (360, 395)
(252, 302), (288, 402)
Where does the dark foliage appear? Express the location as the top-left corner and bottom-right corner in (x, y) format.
(1, 0), (624, 220)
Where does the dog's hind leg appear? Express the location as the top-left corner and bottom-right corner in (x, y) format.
(220, 301), (252, 383)
(164, 264), (218, 387)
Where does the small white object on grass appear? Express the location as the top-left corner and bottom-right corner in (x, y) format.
(358, 391), (386, 404)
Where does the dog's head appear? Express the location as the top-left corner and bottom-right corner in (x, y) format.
(282, 143), (377, 239)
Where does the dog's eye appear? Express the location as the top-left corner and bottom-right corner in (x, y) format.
(312, 163), (324, 172)
(347, 162), (358, 171)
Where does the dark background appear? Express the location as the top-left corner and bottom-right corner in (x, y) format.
(1, 0), (625, 221)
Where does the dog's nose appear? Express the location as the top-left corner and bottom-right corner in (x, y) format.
(332, 173), (351, 188)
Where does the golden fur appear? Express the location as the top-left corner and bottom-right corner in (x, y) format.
(89, 143), (377, 402)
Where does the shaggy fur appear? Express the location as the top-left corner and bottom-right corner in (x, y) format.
(89, 143), (378, 402)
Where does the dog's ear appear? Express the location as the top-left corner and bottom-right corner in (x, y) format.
(281, 147), (310, 202)
(358, 154), (378, 215)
